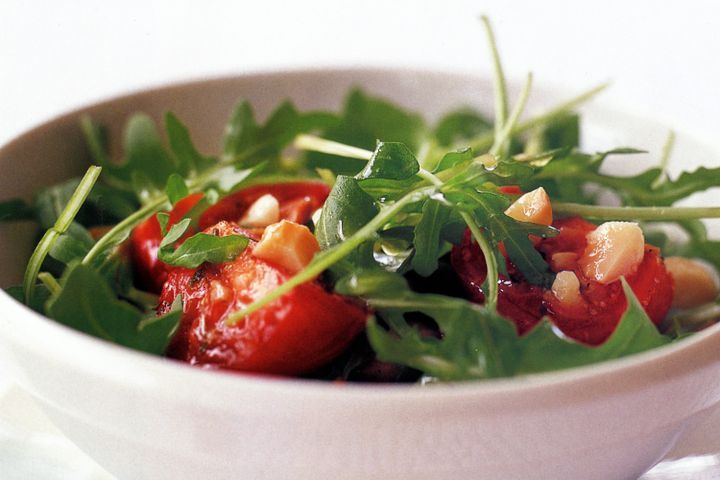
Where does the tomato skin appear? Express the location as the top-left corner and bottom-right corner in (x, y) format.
(451, 217), (675, 345)
(129, 181), (330, 294)
(199, 180), (330, 229)
(158, 221), (367, 375)
(129, 193), (204, 293)
(498, 185), (523, 196)
(450, 229), (545, 335)
(546, 245), (674, 344)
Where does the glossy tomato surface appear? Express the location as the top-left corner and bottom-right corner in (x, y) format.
(451, 217), (674, 345)
(199, 180), (330, 229)
(130, 193), (204, 292)
(129, 181), (330, 293)
(158, 221), (367, 375)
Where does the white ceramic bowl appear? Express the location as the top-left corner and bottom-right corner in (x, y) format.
(1, 68), (720, 480)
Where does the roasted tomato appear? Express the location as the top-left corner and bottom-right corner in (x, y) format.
(129, 181), (330, 293)
(198, 180), (330, 229)
(158, 221), (367, 375)
(130, 192), (204, 292)
(451, 217), (674, 345)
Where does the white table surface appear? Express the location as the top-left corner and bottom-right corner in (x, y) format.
(2, 1), (720, 478)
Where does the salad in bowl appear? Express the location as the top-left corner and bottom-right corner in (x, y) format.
(1, 18), (720, 480)
(4, 19), (718, 383)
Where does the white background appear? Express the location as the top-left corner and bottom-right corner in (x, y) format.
(1, 0), (720, 146)
(1, 1), (720, 477)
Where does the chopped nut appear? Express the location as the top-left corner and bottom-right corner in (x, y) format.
(552, 271), (582, 305)
(252, 220), (320, 273)
(665, 256), (719, 309)
(579, 221), (644, 284)
(240, 194), (280, 228)
(311, 208), (323, 226)
(504, 187), (553, 226)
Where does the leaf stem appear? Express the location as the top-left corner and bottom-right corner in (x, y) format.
(652, 130), (676, 188)
(82, 195), (168, 265)
(470, 82), (609, 153)
(553, 202), (720, 220)
(37, 272), (61, 296)
(294, 134), (373, 160)
(490, 72), (534, 157)
(480, 15), (509, 154)
(23, 166), (102, 303)
(460, 211), (499, 309)
(225, 186), (436, 325)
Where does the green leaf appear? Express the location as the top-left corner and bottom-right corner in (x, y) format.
(0, 199), (34, 222)
(223, 100), (260, 161)
(165, 112), (215, 175)
(159, 218), (191, 248)
(411, 199), (451, 276)
(48, 223), (94, 264)
(341, 271), (671, 381)
(123, 114), (177, 190)
(34, 178), (84, 229)
(533, 113), (580, 151)
(316, 175), (379, 249)
(80, 115), (111, 168)
(86, 181), (139, 222)
(165, 173), (189, 206)
(253, 101), (338, 162)
(432, 148), (474, 173)
(433, 108), (492, 147)
(156, 212), (170, 234)
(5, 284), (51, 314)
(46, 263), (181, 354)
(133, 296), (183, 354)
(356, 177), (420, 201)
(358, 142), (420, 180)
(306, 89), (426, 175)
(223, 99), (338, 170)
(527, 147), (720, 208)
(157, 220), (249, 269)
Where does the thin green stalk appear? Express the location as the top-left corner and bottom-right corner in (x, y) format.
(651, 130), (676, 188)
(23, 166), (102, 303)
(294, 134), (373, 160)
(82, 195), (167, 265)
(417, 168), (443, 187)
(490, 72), (534, 157)
(469, 82), (609, 153)
(460, 211), (498, 309)
(553, 202), (720, 221)
(124, 287), (160, 310)
(225, 186), (436, 325)
(37, 272), (61, 296)
(480, 15), (509, 153)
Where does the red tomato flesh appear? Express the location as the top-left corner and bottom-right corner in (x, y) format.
(451, 217), (674, 345)
(130, 193), (204, 293)
(158, 221), (367, 375)
(129, 181), (330, 293)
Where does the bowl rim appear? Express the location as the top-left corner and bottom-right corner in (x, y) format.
(2, 65), (720, 402)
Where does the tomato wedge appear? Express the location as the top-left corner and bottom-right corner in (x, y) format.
(198, 180), (330, 229)
(159, 221), (367, 375)
(451, 217), (674, 345)
(130, 193), (204, 293)
(129, 181), (330, 293)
